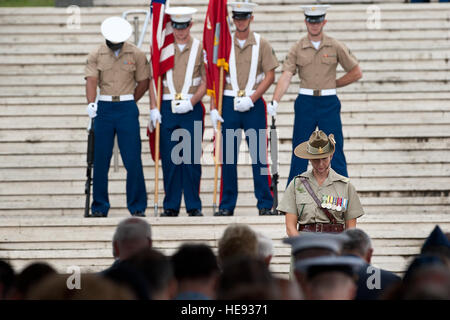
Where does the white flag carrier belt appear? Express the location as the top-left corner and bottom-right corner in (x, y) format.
(224, 32), (264, 98)
(163, 38), (200, 101)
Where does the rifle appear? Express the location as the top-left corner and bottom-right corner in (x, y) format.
(269, 116), (279, 215)
(84, 118), (95, 217)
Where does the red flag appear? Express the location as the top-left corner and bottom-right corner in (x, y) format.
(203, 0), (232, 106)
(150, 0), (174, 88)
(148, 0), (174, 161)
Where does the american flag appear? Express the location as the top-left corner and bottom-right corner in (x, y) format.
(150, 0), (174, 88)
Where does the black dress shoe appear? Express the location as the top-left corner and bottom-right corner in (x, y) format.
(131, 211), (146, 217)
(91, 212), (106, 218)
(259, 208), (277, 216)
(214, 209), (234, 216)
(187, 209), (203, 217)
(160, 209), (179, 217)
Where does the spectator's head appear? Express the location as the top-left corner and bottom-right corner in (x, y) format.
(171, 243), (220, 299)
(14, 262), (56, 299)
(295, 255), (364, 300)
(342, 228), (373, 263)
(284, 233), (348, 261)
(218, 224), (258, 267)
(0, 259), (15, 300)
(274, 277), (304, 300)
(420, 225), (450, 267)
(112, 218), (152, 260)
(257, 232), (274, 266)
(386, 254), (450, 300)
(26, 273), (135, 300)
(101, 261), (150, 300)
(217, 256), (280, 300)
(122, 248), (176, 300)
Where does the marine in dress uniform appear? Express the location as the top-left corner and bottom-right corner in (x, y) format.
(277, 129), (364, 235)
(85, 17), (149, 217)
(267, 5), (363, 185)
(211, 1), (279, 216)
(149, 7), (206, 217)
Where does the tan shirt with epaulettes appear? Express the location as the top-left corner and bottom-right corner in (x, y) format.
(225, 31), (279, 91)
(282, 33), (358, 90)
(85, 42), (150, 96)
(277, 168), (364, 225)
(162, 37), (206, 95)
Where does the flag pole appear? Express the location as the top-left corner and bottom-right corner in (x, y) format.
(213, 66), (224, 214)
(154, 76), (162, 216)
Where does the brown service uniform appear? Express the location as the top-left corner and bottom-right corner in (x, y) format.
(278, 168), (364, 227)
(283, 33), (360, 184)
(162, 37), (205, 96)
(225, 31), (279, 92)
(85, 42), (149, 95)
(282, 33), (358, 90)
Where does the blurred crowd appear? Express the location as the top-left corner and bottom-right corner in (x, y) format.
(0, 218), (449, 300)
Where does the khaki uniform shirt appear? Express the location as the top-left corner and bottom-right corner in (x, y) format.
(85, 42), (150, 95)
(282, 33), (358, 90)
(162, 37), (206, 95)
(277, 168), (364, 225)
(225, 31), (279, 91)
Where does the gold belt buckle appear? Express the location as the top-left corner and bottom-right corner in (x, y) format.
(112, 96), (120, 102)
(237, 90), (245, 97)
(313, 90), (320, 97)
(175, 93), (183, 100)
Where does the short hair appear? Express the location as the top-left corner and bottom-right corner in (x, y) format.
(257, 232), (274, 259)
(122, 248), (174, 299)
(217, 256), (279, 300)
(16, 262), (56, 297)
(172, 244), (219, 281)
(218, 224), (258, 266)
(342, 228), (372, 257)
(26, 273), (135, 300)
(112, 218), (152, 257)
(0, 259), (15, 299)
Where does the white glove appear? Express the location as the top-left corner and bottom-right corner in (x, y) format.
(234, 96), (254, 112)
(173, 99), (193, 114)
(148, 108), (162, 132)
(86, 102), (97, 118)
(210, 109), (224, 132)
(267, 100), (278, 116)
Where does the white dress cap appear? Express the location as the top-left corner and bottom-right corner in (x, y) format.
(300, 4), (330, 17)
(283, 233), (350, 255)
(165, 7), (197, 23)
(101, 16), (132, 43)
(228, 1), (258, 13)
(294, 255), (365, 274)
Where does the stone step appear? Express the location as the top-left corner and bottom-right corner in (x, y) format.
(1, 193), (449, 214)
(2, 82), (450, 99)
(2, 124), (449, 144)
(0, 176), (448, 196)
(2, 60), (449, 76)
(0, 215), (444, 274)
(3, 71), (450, 87)
(1, 111), (448, 129)
(2, 162), (449, 181)
(2, 136), (448, 153)
(3, 95), (450, 107)
(2, 101), (450, 116)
